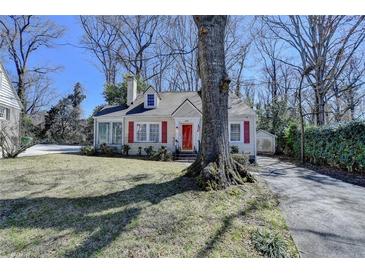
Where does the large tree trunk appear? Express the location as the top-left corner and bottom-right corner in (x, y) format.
(186, 15), (255, 190)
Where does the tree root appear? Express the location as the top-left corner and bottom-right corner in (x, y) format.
(185, 156), (256, 191)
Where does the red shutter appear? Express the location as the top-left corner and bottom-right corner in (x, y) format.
(244, 121), (250, 144)
(162, 121), (168, 143)
(128, 121), (134, 143)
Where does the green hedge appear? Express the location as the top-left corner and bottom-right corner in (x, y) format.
(285, 121), (365, 172)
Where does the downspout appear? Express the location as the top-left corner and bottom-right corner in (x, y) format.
(93, 117), (97, 147)
(253, 114), (257, 161)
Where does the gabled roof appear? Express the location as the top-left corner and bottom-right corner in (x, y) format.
(257, 129), (277, 137)
(94, 91), (255, 118)
(94, 105), (128, 117)
(171, 98), (202, 116)
(143, 86), (162, 99)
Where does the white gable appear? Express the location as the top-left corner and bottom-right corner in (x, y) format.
(144, 86), (159, 109)
(172, 99), (201, 117)
(0, 64), (22, 110)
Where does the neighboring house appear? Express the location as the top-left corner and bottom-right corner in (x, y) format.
(0, 63), (22, 152)
(93, 76), (257, 161)
(256, 129), (276, 155)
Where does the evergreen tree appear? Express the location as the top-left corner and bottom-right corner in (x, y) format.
(103, 75), (148, 105)
(44, 83), (86, 144)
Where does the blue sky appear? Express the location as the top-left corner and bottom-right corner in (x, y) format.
(2, 16), (105, 118)
(0, 15), (269, 118)
(44, 16), (105, 117)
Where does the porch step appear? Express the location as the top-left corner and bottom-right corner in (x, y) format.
(173, 152), (197, 161)
(175, 159), (195, 163)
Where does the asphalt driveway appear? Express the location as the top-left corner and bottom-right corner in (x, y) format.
(19, 144), (82, 157)
(257, 156), (365, 258)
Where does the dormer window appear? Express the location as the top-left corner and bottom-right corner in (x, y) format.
(143, 87), (159, 109)
(147, 94), (155, 107)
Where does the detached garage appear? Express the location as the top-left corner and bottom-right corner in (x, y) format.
(256, 130), (276, 155)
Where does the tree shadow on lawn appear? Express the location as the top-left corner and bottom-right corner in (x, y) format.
(0, 176), (199, 257)
(196, 201), (259, 257)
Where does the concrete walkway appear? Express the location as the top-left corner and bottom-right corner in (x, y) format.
(19, 144), (82, 157)
(257, 156), (365, 258)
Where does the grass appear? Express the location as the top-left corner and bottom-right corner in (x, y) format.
(0, 154), (298, 257)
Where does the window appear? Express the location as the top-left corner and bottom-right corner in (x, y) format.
(147, 94), (155, 107)
(230, 123), (241, 142)
(149, 124), (160, 142)
(112, 122), (123, 144)
(98, 122), (110, 144)
(0, 106), (5, 119)
(0, 106), (9, 120)
(136, 123), (160, 142)
(136, 123), (147, 142)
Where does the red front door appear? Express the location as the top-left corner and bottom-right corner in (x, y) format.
(182, 124), (193, 150)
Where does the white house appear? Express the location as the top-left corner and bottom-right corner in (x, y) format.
(0, 63), (22, 154)
(93, 76), (257, 161)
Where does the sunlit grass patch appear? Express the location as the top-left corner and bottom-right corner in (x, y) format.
(0, 154), (298, 257)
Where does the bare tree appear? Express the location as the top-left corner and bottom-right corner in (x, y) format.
(162, 16), (199, 91)
(0, 16), (64, 113)
(186, 15), (255, 190)
(110, 16), (160, 80)
(24, 72), (58, 114)
(329, 57), (365, 122)
(79, 16), (121, 85)
(254, 28), (296, 136)
(262, 15), (365, 125)
(225, 16), (253, 96)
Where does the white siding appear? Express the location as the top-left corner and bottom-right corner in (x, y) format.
(0, 64), (21, 110)
(228, 116), (256, 156)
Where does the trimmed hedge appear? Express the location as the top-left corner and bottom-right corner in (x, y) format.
(285, 121), (365, 173)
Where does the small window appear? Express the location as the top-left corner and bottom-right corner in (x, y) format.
(98, 122), (110, 144)
(0, 106), (9, 120)
(136, 123), (147, 142)
(112, 122), (123, 144)
(230, 123), (241, 142)
(0, 106), (5, 119)
(149, 124), (160, 142)
(147, 94), (155, 107)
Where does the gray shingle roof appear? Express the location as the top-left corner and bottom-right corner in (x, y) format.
(94, 91), (255, 117)
(94, 105), (129, 117)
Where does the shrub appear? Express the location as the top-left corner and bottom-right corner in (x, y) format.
(144, 146), (155, 157)
(0, 124), (32, 158)
(232, 153), (248, 166)
(251, 228), (287, 258)
(230, 145), (239, 154)
(284, 121), (365, 172)
(99, 143), (114, 156)
(81, 146), (95, 156)
(284, 122), (300, 156)
(151, 146), (173, 161)
(122, 144), (131, 156)
(20, 136), (33, 146)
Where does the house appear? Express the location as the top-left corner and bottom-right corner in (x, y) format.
(0, 63), (22, 153)
(256, 129), (276, 155)
(93, 76), (257, 161)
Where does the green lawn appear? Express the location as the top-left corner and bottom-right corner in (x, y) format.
(0, 154), (298, 257)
